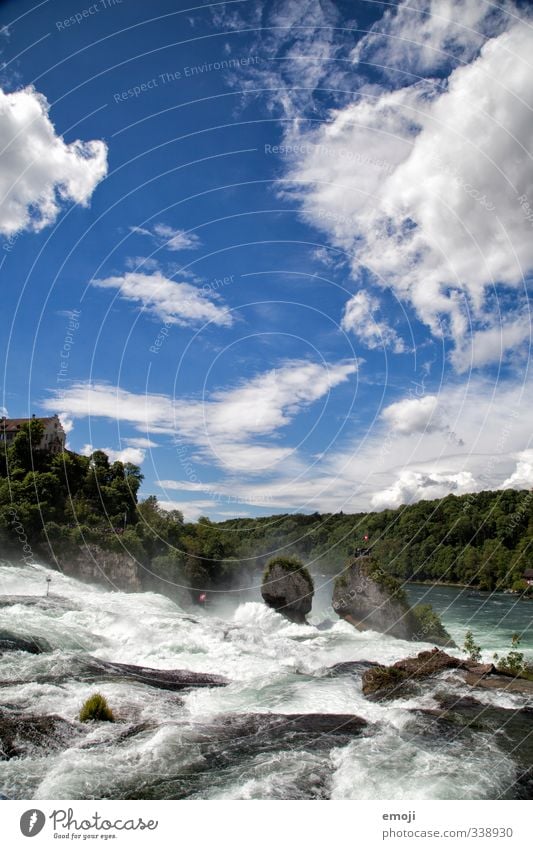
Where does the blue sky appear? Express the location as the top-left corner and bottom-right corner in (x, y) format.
(1, 0), (532, 520)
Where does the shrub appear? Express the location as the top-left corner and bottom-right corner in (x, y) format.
(79, 692), (115, 723)
(411, 603), (455, 647)
(263, 555), (313, 588)
(494, 633), (527, 677)
(462, 630), (482, 663)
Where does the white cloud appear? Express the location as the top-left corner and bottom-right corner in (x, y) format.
(158, 499), (218, 522)
(58, 414), (74, 435)
(0, 86), (107, 236)
(283, 18), (533, 368)
(124, 256), (160, 272)
(352, 0), (513, 77)
(452, 314), (531, 372)
(149, 375), (533, 515)
(214, 0), (356, 119)
(43, 359), (358, 473)
(382, 395), (440, 435)
(370, 469), (477, 510)
(130, 222), (200, 251)
(123, 436), (159, 449)
(341, 290), (406, 352)
(81, 443), (146, 465)
(501, 449), (533, 489)
(91, 271), (233, 327)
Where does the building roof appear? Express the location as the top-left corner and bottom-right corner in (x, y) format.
(0, 416), (61, 432)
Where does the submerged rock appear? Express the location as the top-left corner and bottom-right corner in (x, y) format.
(81, 657), (228, 690)
(324, 660), (379, 678)
(414, 695), (533, 799)
(0, 629), (51, 654)
(0, 712), (82, 760)
(459, 669), (533, 697)
(214, 712), (369, 742)
(261, 556), (314, 624)
(0, 595), (78, 612)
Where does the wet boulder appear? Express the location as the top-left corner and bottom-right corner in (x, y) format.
(81, 657), (228, 690)
(0, 629), (51, 654)
(261, 556), (314, 624)
(0, 712), (82, 760)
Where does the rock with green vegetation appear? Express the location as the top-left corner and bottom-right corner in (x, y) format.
(333, 556), (453, 644)
(332, 555), (417, 640)
(79, 693), (115, 723)
(362, 647), (494, 699)
(361, 665), (410, 699)
(411, 603), (456, 648)
(261, 555), (314, 623)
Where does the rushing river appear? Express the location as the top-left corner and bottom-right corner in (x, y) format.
(0, 561), (532, 800)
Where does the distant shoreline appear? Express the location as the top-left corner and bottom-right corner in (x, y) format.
(407, 580), (532, 599)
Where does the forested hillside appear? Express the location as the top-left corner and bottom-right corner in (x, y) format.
(1, 419), (532, 594)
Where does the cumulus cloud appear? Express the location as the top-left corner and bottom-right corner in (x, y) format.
(0, 86), (107, 236)
(370, 469), (477, 509)
(501, 449), (533, 489)
(91, 271), (233, 327)
(130, 222), (200, 251)
(43, 359), (358, 473)
(81, 443), (146, 465)
(282, 15), (533, 368)
(341, 290), (406, 352)
(381, 395), (440, 435)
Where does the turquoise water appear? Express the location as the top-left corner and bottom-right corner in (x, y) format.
(406, 583), (533, 657)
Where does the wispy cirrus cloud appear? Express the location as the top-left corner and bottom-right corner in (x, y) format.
(130, 222), (200, 251)
(91, 271), (233, 327)
(151, 375), (533, 514)
(42, 358), (359, 473)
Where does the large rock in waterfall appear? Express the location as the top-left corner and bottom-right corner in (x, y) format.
(332, 554), (454, 647)
(261, 556), (314, 624)
(332, 555), (417, 640)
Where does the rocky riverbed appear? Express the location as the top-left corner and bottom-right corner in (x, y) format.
(0, 561), (531, 800)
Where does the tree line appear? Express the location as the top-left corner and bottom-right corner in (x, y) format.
(1, 419), (532, 596)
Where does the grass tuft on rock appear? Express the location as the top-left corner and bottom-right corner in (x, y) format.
(79, 692), (115, 723)
(263, 555), (313, 588)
